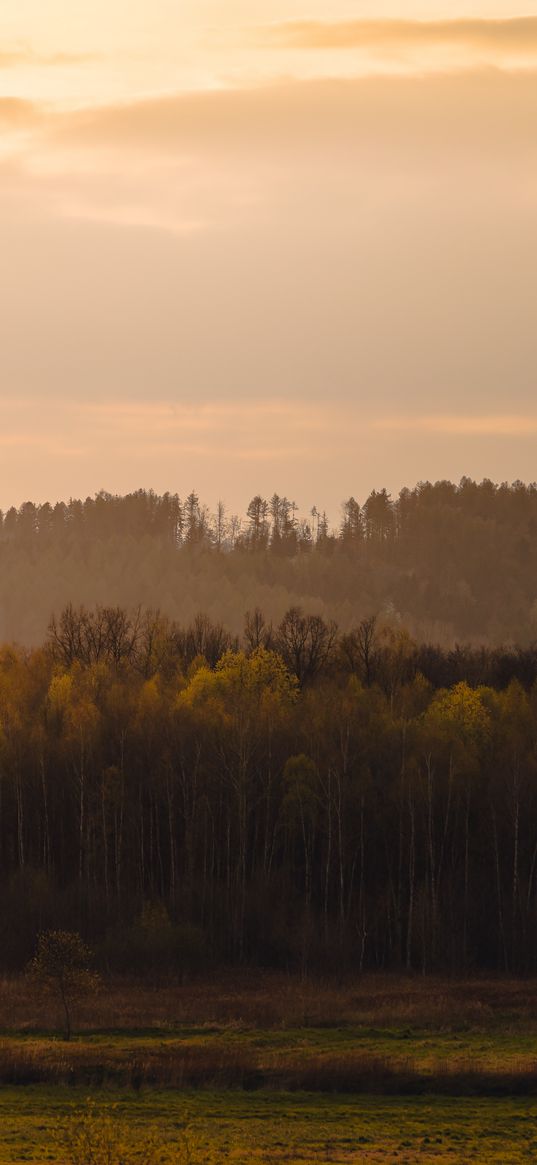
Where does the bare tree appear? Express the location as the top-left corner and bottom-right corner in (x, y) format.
(340, 615), (378, 686)
(277, 606), (337, 685)
(244, 607), (273, 653)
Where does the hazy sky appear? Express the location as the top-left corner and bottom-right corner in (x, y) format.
(1, 3), (537, 520)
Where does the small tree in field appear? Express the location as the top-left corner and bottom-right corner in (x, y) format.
(28, 930), (99, 1040)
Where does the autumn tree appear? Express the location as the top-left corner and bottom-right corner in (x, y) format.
(28, 930), (99, 1039)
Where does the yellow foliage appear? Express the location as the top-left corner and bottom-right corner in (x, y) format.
(47, 672), (74, 714)
(139, 676), (161, 714)
(426, 681), (491, 745)
(180, 648), (297, 713)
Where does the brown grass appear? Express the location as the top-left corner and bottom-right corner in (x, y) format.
(0, 1038), (259, 1089)
(2, 972), (537, 1097)
(1, 1038), (537, 1095)
(3, 972), (537, 1034)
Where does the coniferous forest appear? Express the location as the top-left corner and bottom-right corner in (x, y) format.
(2, 477), (537, 648)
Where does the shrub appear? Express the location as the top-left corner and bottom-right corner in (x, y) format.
(58, 1100), (225, 1164)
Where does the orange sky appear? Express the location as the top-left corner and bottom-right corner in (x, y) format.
(1, 4), (537, 519)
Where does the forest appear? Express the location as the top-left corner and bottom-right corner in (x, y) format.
(3, 599), (537, 977)
(2, 477), (537, 647)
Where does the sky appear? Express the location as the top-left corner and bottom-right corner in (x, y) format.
(1, 3), (537, 522)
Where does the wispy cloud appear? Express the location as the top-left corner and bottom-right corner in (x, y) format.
(0, 98), (39, 125)
(0, 47), (98, 68)
(373, 416), (537, 437)
(59, 201), (209, 236)
(1, 71), (537, 511)
(5, 398), (537, 446)
(3, 399), (537, 513)
(10, 69), (530, 236)
(78, 399), (335, 445)
(257, 17), (537, 56)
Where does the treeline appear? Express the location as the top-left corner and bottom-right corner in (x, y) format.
(2, 478), (537, 645)
(3, 602), (537, 976)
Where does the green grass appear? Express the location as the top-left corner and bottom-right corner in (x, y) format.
(1, 1087), (537, 1163)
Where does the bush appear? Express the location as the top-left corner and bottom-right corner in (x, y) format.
(58, 1099), (225, 1164)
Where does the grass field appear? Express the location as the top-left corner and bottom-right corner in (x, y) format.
(3, 1024), (537, 1093)
(2, 975), (537, 1161)
(2, 1087), (537, 1164)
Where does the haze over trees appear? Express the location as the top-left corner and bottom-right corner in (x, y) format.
(2, 478), (537, 647)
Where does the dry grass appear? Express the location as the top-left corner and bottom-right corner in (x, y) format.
(4, 972), (537, 1035)
(2, 1037), (537, 1095)
(2, 972), (537, 1098)
(0, 1039), (257, 1089)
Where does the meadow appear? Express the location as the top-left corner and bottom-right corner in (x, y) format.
(2, 975), (537, 1162)
(3, 1087), (537, 1164)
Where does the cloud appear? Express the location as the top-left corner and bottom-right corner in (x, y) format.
(6, 397), (537, 449)
(0, 47), (98, 68)
(59, 200), (209, 236)
(0, 98), (39, 125)
(373, 416), (537, 437)
(23, 69), (533, 240)
(0, 398), (374, 478)
(45, 69), (537, 160)
(4, 398), (537, 515)
(0, 399), (336, 511)
(77, 399), (335, 446)
(1, 67), (537, 509)
(82, 403), (537, 444)
(258, 17), (537, 57)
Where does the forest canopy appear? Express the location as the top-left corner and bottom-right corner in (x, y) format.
(1, 477), (537, 647)
(2, 601), (537, 976)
